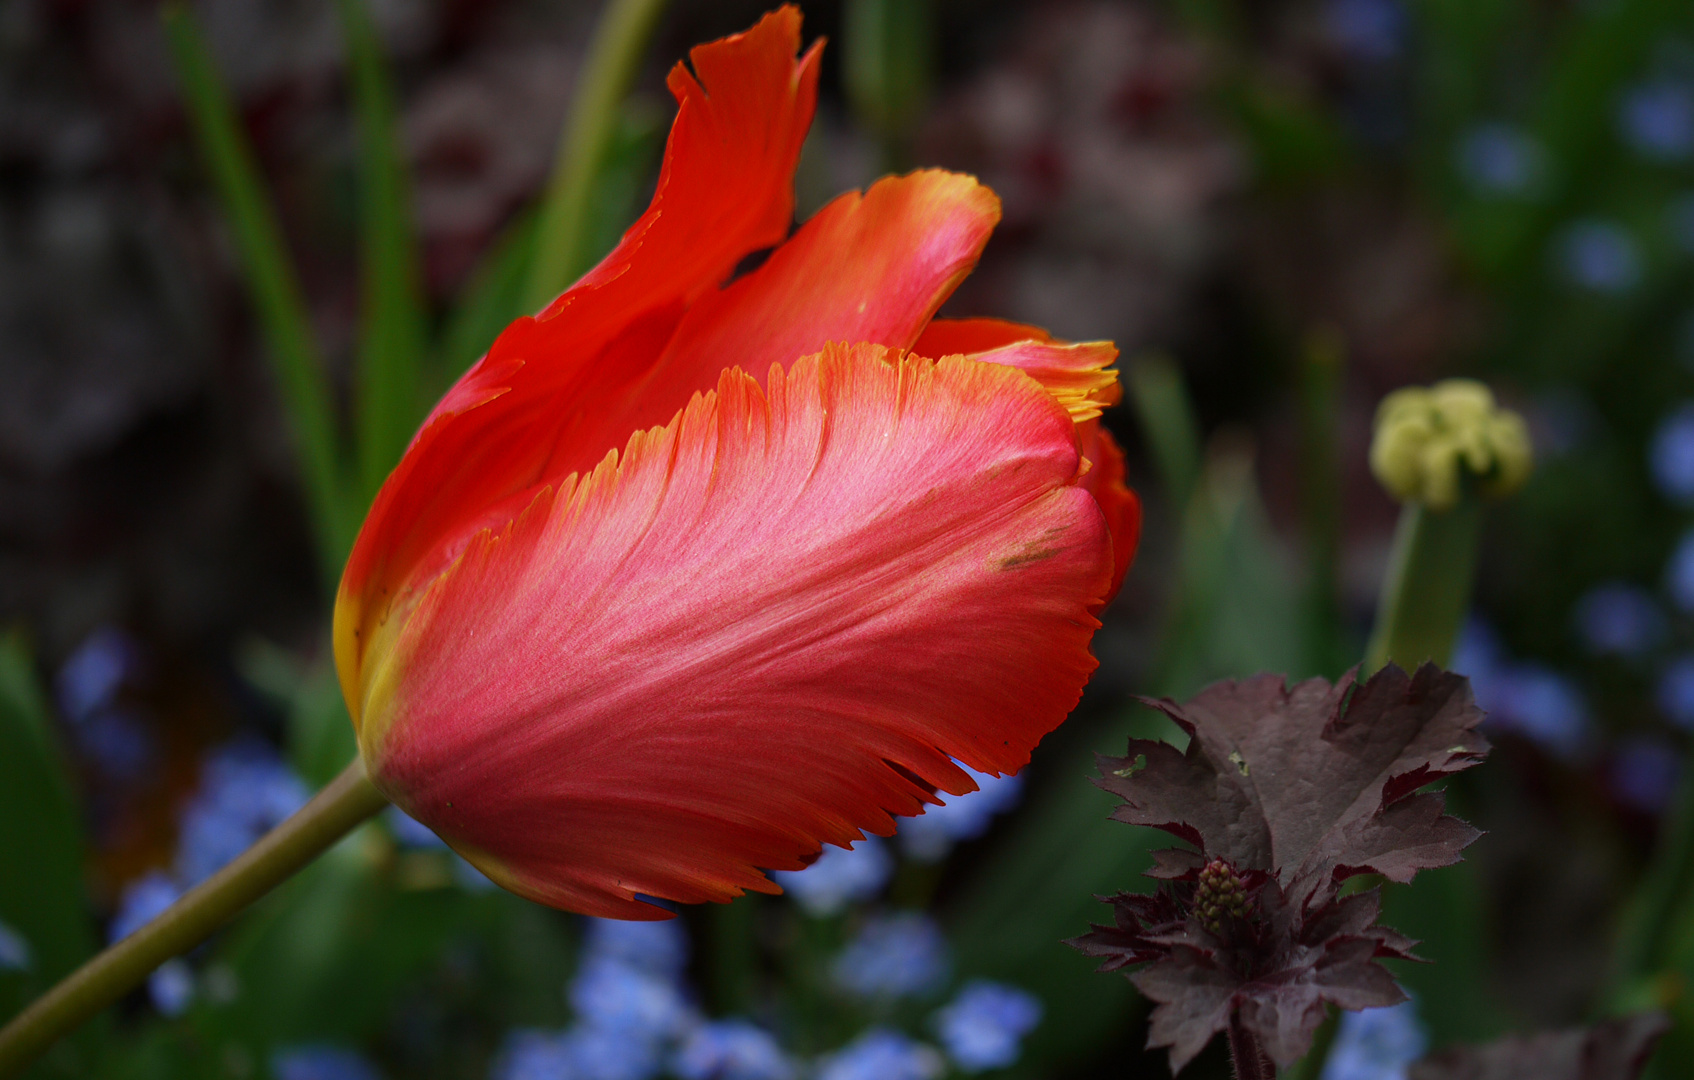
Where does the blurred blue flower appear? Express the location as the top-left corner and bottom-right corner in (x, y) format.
(672, 1020), (796, 1080)
(560, 1024), (665, 1080)
(815, 1030), (945, 1080)
(77, 708), (156, 781)
(932, 980), (1043, 1073)
(1458, 623), (1592, 759)
(56, 626), (138, 723)
(0, 918), (31, 972)
(491, 1031), (575, 1080)
(452, 855), (499, 893)
(1555, 220), (1642, 293)
(385, 808), (498, 892)
(1658, 657), (1694, 729)
(1451, 619), (1505, 681)
(1669, 530), (1694, 611)
(568, 956), (694, 1038)
(1611, 736), (1683, 815)
(772, 837), (892, 917)
(1619, 81), (1694, 160)
(272, 1044), (383, 1080)
(175, 740), (309, 887)
(1456, 123), (1542, 194)
(1321, 1000), (1426, 1080)
(1652, 406), (1694, 505)
(148, 958), (194, 1017)
(1572, 583), (1665, 657)
(1325, 0), (1406, 63)
(109, 870), (182, 944)
(583, 917), (690, 978)
(832, 913), (951, 999)
(1486, 663), (1593, 760)
(898, 765), (1025, 862)
(386, 806), (444, 848)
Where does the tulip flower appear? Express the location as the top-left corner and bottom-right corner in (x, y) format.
(332, 6), (1140, 919)
(0, 10), (1141, 1071)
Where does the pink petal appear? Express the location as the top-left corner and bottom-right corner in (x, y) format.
(354, 344), (1113, 917)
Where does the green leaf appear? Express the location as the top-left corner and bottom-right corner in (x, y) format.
(0, 632), (103, 1075)
(162, 5), (355, 579)
(1154, 441), (1307, 695)
(336, 0), (430, 504)
(843, 0), (934, 145)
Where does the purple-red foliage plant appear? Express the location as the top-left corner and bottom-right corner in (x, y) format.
(1069, 663), (1491, 1077)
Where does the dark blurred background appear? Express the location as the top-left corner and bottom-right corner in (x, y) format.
(7, 0), (1694, 1077)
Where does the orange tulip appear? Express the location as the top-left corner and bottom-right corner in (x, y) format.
(331, 7), (1140, 919)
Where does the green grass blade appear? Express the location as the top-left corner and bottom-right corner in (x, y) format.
(335, 0), (429, 504)
(0, 632), (105, 1070)
(162, 6), (354, 577)
(522, 0), (670, 312)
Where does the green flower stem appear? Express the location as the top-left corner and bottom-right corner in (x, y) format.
(522, 0), (670, 312)
(0, 759), (387, 1078)
(1612, 758), (1694, 1004)
(1363, 498), (1482, 673)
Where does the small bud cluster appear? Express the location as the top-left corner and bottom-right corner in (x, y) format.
(1369, 379), (1533, 511)
(1194, 859), (1251, 934)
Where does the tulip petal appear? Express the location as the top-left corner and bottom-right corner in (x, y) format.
(916, 319), (1139, 599)
(609, 172), (1001, 427)
(913, 317), (1054, 354)
(337, 8), (821, 694)
(356, 344), (1112, 918)
(1079, 420), (1140, 602)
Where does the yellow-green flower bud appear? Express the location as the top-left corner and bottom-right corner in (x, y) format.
(1369, 379), (1533, 511)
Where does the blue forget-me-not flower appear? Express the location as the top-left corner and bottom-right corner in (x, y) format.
(1456, 124), (1542, 195)
(1324, 0), (1406, 63)
(175, 739), (310, 887)
(672, 1020), (797, 1080)
(1556, 220), (1642, 293)
(0, 919), (31, 972)
(932, 980), (1043, 1073)
(271, 1045), (384, 1080)
(1320, 999), (1427, 1080)
(1652, 406), (1694, 506)
(1573, 583), (1666, 658)
(1619, 81), (1694, 160)
(1658, 656), (1694, 729)
(897, 765), (1024, 862)
(772, 837), (893, 917)
(815, 1029), (945, 1080)
(832, 913), (951, 1000)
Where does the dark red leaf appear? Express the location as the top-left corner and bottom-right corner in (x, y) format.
(1069, 664), (1490, 1072)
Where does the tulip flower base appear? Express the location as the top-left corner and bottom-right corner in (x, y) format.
(1069, 664), (1491, 1074)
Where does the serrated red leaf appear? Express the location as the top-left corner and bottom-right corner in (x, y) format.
(1071, 664), (1491, 1072)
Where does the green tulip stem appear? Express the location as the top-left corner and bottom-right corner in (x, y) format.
(523, 0), (671, 311)
(1363, 498), (1482, 674)
(0, 759), (387, 1078)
